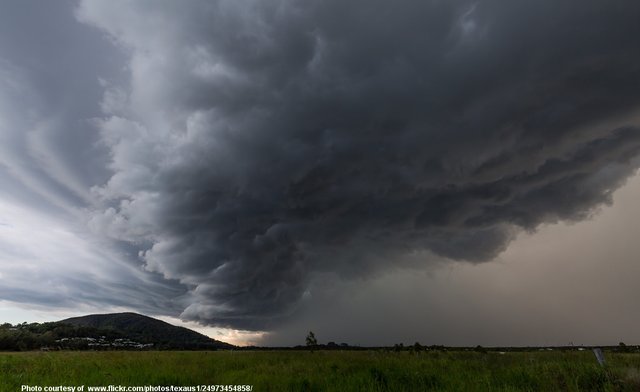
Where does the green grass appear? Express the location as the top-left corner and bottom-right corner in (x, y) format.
(1, 350), (639, 391)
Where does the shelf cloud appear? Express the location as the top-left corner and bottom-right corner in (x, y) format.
(77, 0), (640, 329)
(1, 1), (640, 332)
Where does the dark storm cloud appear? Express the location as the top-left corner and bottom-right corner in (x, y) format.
(77, 0), (640, 329)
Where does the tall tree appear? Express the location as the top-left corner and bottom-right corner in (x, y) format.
(305, 331), (317, 348)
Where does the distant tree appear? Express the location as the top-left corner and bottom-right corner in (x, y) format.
(305, 331), (317, 348)
(619, 342), (629, 353)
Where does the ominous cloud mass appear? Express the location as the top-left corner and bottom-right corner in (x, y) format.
(2, 1), (640, 333)
(74, 0), (640, 330)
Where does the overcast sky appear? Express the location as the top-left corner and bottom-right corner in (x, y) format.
(1, 0), (639, 347)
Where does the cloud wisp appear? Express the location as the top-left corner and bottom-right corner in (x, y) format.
(0, 0), (185, 320)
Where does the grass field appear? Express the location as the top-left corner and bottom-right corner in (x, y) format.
(1, 350), (640, 391)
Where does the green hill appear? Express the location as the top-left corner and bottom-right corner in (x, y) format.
(60, 312), (234, 350)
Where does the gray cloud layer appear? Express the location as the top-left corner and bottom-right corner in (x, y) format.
(0, 0), (185, 317)
(2, 1), (640, 331)
(75, 0), (640, 329)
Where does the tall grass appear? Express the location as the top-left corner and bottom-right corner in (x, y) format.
(1, 350), (639, 391)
